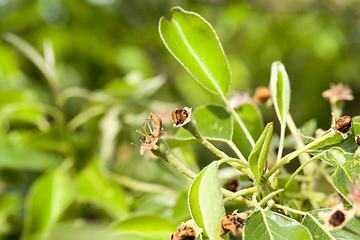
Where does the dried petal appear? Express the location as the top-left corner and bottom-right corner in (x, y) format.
(219, 210), (247, 236)
(318, 203), (355, 230)
(322, 83), (354, 104)
(172, 107), (192, 127)
(347, 177), (360, 217)
(171, 220), (202, 240)
(134, 113), (166, 155)
(331, 113), (352, 139)
(228, 91), (251, 109)
(354, 135), (360, 160)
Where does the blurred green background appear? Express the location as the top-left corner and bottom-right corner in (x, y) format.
(0, 0), (359, 239)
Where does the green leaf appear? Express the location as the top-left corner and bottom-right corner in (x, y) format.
(326, 148), (360, 204)
(309, 123), (360, 154)
(172, 188), (191, 223)
(77, 158), (128, 219)
(243, 210), (311, 240)
(176, 104), (233, 141)
(248, 122), (273, 185)
(270, 61), (291, 125)
(159, 7), (231, 96)
(22, 168), (74, 240)
(302, 209), (360, 239)
(108, 214), (177, 239)
(0, 141), (60, 170)
(188, 161), (228, 240)
(232, 103), (264, 158)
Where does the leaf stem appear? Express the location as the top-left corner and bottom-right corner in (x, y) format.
(264, 130), (336, 179)
(221, 94), (255, 147)
(283, 151), (326, 191)
(277, 124), (286, 162)
(259, 189), (284, 207)
(273, 204), (307, 215)
(223, 186), (257, 203)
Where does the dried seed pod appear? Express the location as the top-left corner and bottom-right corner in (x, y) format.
(171, 220), (202, 240)
(172, 107), (192, 127)
(253, 86), (272, 105)
(356, 135), (360, 146)
(332, 113), (353, 139)
(219, 210), (247, 236)
(318, 203), (355, 230)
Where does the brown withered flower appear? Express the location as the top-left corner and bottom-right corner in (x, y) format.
(171, 220), (202, 240)
(253, 86), (272, 106)
(318, 203), (355, 230)
(219, 210), (247, 236)
(222, 178), (239, 192)
(322, 83), (354, 104)
(133, 113), (166, 155)
(331, 113), (353, 139)
(172, 107), (192, 127)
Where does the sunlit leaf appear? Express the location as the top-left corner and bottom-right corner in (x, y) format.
(325, 148), (360, 204)
(270, 61), (291, 126)
(108, 214), (177, 239)
(248, 122), (273, 185)
(232, 103), (264, 158)
(22, 168), (74, 240)
(188, 161), (228, 240)
(176, 104), (233, 141)
(302, 209), (360, 239)
(77, 158), (128, 219)
(159, 7), (231, 96)
(243, 210), (311, 240)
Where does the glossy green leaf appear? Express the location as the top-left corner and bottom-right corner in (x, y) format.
(159, 7), (231, 96)
(0, 141), (60, 170)
(302, 209), (360, 239)
(77, 158), (128, 219)
(176, 104), (233, 141)
(22, 168), (74, 240)
(243, 210), (311, 240)
(188, 161), (228, 240)
(270, 61), (291, 125)
(232, 103), (264, 158)
(248, 122), (273, 185)
(108, 214), (177, 239)
(326, 148), (360, 204)
(309, 123), (360, 154)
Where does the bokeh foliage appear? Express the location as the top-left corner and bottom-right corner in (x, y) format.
(0, 0), (360, 239)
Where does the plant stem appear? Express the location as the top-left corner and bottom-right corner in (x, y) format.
(283, 152), (326, 191)
(221, 94), (255, 147)
(152, 138), (197, 179)
(252, 192), (262, 210)
(264, 130), (336, 179)
(286, 114), (313, 175)
(259, 189), (284, 207)
(277, 124), (286, 162)
(223, 186), (257, 203)
(273, 204), (307, 215)
(227, 140), (248, 163)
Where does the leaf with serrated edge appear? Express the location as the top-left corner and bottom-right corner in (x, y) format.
(243, 210), (311, 240)
(159, 7), (231, 96)
(188, 161), (228, 240)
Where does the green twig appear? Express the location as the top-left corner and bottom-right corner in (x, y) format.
(273, 204), (307, 215)
(259, 189), (284, 207)
(223, 186), (257, 203)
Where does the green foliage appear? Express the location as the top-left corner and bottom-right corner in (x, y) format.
(1, 1), (360, 240)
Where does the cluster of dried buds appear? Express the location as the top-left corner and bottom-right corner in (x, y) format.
(171, 220), (202, 240)
(219, 210), (247, 236)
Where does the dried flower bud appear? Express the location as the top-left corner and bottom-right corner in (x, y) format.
(171, 220), (202, 240)
(133, 113), (166, 155)
(172, 107), (192, 127)
(253, 86), (272, 105)
(318, 203), (355, 230)
(222, 178), (239, 192)
(331, 113), (352, 139)
(219, 210), (247, 236)
(322, 83), (354, 104)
